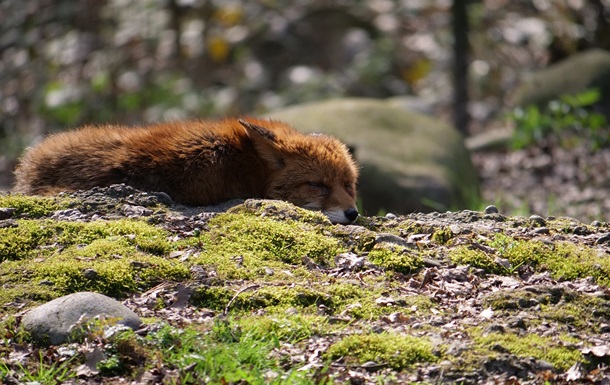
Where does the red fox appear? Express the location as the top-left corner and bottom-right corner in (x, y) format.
(14, 118), (359, 224)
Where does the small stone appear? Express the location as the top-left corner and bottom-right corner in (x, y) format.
(591, 220), (602, 227)
(484, 205), (499, 214)
(529, 214), (546, 227)
(122, 204), (153, 217)
(0, 207), (16, 220)
(82, 269), (98, 280)
(375, 233), (409, 247)
(385, 213), (397, 220)
(508, 317), (527, 329)
(533, 227), (550, 234)
(600, 323), (610, 333)
(285, 307), (298, 316)
(0, 219), (18, 228)
(51, 209), (87, 221)
(596, 233), (610, 245)
(572, 226), (589, 235)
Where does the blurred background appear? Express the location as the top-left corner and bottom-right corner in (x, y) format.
(1, 0), (610, 221)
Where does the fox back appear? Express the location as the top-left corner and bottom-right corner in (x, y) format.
(14, 118), (359, 223)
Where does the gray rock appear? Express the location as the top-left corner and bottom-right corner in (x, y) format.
(484, 205), (499, 214)
(0, 207), (16, 220)
(528, 214), (546, 227)
(22, 292), (142, 346)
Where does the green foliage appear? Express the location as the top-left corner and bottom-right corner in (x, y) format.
(144, 322), (323, 384)
(14, 352), (77, 385)
(510, 88), (608, 150)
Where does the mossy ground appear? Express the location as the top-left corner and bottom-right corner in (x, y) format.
(0, 194), (72, 217)
(325, 332), (438, 370)
(2, 195), (610, 383)
(469, 327), (584, 371)
(448, 232), (610, 285)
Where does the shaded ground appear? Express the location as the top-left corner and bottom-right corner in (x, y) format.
(2, 185), (610, 384)
(473, 144), (610, 224)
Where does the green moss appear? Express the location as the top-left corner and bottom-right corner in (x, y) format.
(449, 233), (610, 285)
(198, 285), (334, 313)
(482, 287), (563, 311)
(448, 245), (504, 274)
(0, 218), (189, 303)
(543, 242), (610, 286)
(472, 328), (583, 370)
(190, 212), (342, 280)
(487, 233), (549, 268)
(431, 227), (453, 244)
(0, 194), (72, 218)
(228, 200), (330, 225)
(0, 219), (172, 262)
(325, 332), (437, 370)
(484, 287), (610, 332)
(367, 248), (423, 274)
(192, 286), (234, 311)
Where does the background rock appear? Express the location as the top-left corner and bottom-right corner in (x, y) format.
(514, 49), (610, 116)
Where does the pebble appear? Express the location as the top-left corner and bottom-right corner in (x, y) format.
(0, 219), (18, 228)
(528, 214), (546, 227)
(484, 205), (498, 214)
(596, 233), (610, 245)
(572, 226), (589, 235)
(533, 227), (550, 235)
(82, 268), (98, 280)
(374, 232), (410, 247)
(0, 207), (16, 220)
(384, 213), (397, 220)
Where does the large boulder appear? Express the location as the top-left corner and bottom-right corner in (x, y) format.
(514, 49), (610, 113)
(268, 98), (479, 215)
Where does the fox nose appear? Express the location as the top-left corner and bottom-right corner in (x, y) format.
(344, 208), (359, 223)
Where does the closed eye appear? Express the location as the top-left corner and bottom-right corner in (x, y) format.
(307, 182), (330, 195)
(344, 183), (355, 197)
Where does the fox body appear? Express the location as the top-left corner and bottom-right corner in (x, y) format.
(14, 118), (359, 224)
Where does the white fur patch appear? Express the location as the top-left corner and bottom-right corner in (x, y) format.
(323, 209), (352, 224)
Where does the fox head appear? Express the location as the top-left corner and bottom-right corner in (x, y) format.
(239, 119), (359, 224)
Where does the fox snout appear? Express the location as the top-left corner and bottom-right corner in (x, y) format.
(323, 207), (359, 224)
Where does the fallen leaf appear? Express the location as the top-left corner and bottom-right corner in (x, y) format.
(479, 307), (494, 319)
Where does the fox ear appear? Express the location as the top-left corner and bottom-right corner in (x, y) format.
(239, 119), (285, 169)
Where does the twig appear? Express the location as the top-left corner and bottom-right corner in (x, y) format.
(223, 284), (260, 316)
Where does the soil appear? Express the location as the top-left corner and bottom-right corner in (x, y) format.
(473, 143), (610, 224)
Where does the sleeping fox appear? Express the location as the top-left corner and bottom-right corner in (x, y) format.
(13, 118), (359, 224)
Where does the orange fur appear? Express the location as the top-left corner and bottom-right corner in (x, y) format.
(14, 118), (359, 223)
